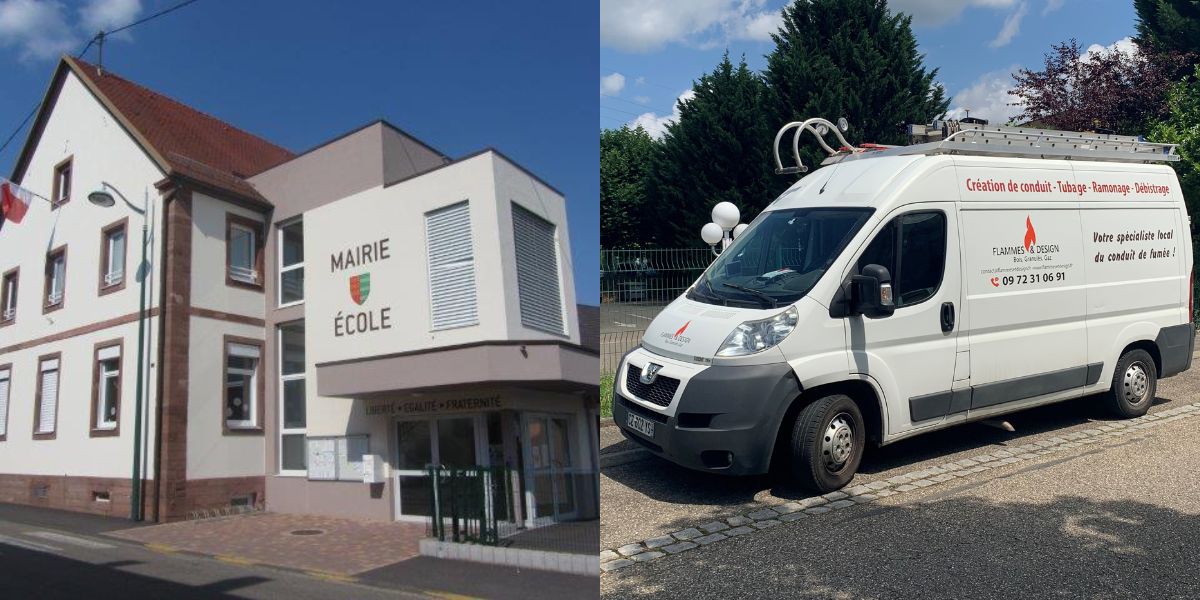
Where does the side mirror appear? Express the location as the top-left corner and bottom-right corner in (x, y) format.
(849, 264), (895, 318)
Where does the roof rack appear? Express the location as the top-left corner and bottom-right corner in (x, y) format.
(774, 118), (1179, 175)
(901, 122), (1179, 163)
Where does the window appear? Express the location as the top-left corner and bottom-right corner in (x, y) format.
(1, 268), (17, 325)
(226, 214), (263, 288)
(224, 338), (263, 431)
(91, 342), (122, 435)
(857, 211), (947, 308)
(691, 208), (874, 308)
(34, 354), (60, 438)
(278, 220), (304, 306)
(0, 365), (10, 440)
(43, 246), (66, 312)
(279, 322), (306, 474)
(51, 156), (72, 207)
(99, 219), (127, 294)
(426, 201), (478, 330)
(512, 204), (566, 335)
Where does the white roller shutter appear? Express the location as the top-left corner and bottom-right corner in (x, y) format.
(0, 370), (9, 437)
(426, 201), (479, 330)
(512, 204), (565, 335)
(38, 360), (58, 434)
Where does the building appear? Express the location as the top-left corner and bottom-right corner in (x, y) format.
(0, 56), (599, 525)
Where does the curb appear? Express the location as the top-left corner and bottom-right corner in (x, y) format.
(600, 417), (616, 428)
(601, 401), (1200, 574)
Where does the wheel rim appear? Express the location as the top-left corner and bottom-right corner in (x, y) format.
(822, 412), (855, 471)
(1122, 362), (1151, 405)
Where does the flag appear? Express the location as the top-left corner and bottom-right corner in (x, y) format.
(1, 179), (33, 225)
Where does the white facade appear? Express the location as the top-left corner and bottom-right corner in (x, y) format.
(0, 70), (163, 482)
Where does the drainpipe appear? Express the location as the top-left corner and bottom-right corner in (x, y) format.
(150, 186), (175, 523)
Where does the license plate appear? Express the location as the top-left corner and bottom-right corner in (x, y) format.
(626, 412), (656, 438)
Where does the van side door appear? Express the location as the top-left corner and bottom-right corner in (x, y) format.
(844, 203), (963, 434)
(959, 205), (1089, 412)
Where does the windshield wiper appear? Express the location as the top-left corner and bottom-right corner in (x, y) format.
(721, 283), (777, 308)
(691, 278), (728, 305)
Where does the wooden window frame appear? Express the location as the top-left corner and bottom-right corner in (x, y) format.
(43, 245), (67, 314)
(89, 339), (123, 438)
(0, 267), (17, 327)
(222, 335), (265, 435)
(98, 217), (129, 296)
(33, 352), (61, 440)
(51, 156), (73, 209)
(225, 213), (265, 291)
(0, 363), (11, 442)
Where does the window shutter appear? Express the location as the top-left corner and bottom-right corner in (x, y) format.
(0, 372), (9, 436)
(425, 202), (478, 330)
(39, 364), (58, 433)
(512, 204), (565, 335)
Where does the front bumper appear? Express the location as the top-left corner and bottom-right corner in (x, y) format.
(613, 348), (801, 475)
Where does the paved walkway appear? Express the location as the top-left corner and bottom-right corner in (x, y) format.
(108, 512), (424, 576)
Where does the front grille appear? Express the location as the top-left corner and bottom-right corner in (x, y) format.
(625, 364), (681, 408)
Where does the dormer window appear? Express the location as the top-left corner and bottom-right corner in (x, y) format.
(52, 157), (72, 208)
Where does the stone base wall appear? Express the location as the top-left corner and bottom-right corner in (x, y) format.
(0, 473), (265, 522)
(0, 474), (135, 517)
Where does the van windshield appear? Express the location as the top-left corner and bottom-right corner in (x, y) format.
(689, 207), (874, 308)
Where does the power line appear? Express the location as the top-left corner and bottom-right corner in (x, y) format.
(0, 0), (203, 163)
(107, 0), (202, 36)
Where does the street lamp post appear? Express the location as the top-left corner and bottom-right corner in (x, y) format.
(88, 183), (150, 522)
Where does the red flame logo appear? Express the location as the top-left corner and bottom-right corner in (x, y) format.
(1023, 216), (1036, 251)
(674, 321), (692, 338)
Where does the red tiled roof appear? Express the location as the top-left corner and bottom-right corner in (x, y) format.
(66, 57), (295, 203)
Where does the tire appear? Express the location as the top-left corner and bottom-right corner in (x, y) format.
(789, 394), (865, 493)
(1106, 349), (1157, 418)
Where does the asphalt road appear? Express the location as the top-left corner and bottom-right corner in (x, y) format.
(0, 505), (420, 600)
(602, 361), (1200, 599)
(600, 302), (667, 333)
(0, 503), (599, 600)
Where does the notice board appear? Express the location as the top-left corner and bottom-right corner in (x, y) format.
(307, 435), (369, 481)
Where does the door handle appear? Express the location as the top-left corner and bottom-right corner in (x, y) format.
(940, 302), (955, 332)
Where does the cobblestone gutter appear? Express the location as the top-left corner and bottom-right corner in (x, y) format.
(601, 402), (1200, 573)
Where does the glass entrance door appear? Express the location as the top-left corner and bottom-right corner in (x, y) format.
(524, 414), (578, 523)
(394, 416), (480, 520)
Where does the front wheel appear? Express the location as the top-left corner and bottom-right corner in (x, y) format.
(1105, 349), (1157, 418)
(789, 394), (865, 493)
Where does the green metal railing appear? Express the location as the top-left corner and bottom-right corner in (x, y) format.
(427, 466), (516, 546)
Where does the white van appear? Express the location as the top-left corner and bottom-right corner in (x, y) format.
(615, 118), (1195, 492)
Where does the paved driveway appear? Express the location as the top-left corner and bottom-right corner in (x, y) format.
(602, 362), (1200, 598)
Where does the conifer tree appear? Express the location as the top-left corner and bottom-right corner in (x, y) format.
(764, 0), (949, 173)
(649, 53), (783, 247)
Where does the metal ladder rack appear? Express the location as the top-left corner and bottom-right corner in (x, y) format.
(902, 123), (1180, 163)
(774, 118), (1180, 175)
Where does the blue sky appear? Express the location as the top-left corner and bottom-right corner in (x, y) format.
(601, 0), (1139, 136)
(0, 0), (600, 302)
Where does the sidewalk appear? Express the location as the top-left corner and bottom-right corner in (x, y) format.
(107, 512), (424, 577)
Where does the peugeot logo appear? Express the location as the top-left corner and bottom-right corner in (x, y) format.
(640, 363), (664, 385)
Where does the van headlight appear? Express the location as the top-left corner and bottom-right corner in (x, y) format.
(716, 306), (799, 357)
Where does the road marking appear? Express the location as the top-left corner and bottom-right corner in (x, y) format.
(25, 531), (115, 549)
(0, 534), (61, 553)
(145, 543), (177, 554)
(306, 570), (358, 584)
(215, 554), (257, 566)
(613, 321), (639, 328)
